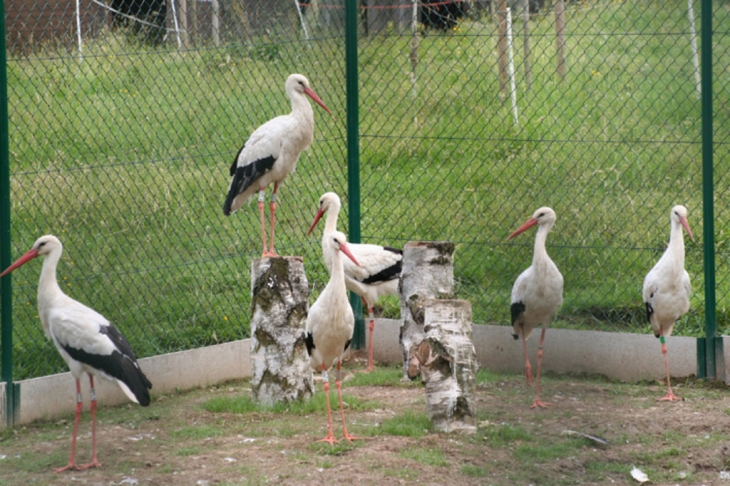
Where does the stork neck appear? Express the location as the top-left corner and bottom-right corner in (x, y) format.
(291, 93), (315, 122)
(323, 202), (341, 236)
(667, 220), (686, 265)
(325, 249), (348, 299)
(532, 224), (552, 266)
(37, 249), (64, 304)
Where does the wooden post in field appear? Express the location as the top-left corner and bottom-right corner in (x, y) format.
(179, 0), (189, 48)
(497, 0), (509, 94)
(212, 0), (220, 46)
(522, 0), (533, 91)
(250, 257), (314, 405)
(415, 299), (478, 433)
(554, 0), (566, 80)
(399, 241), (455, 380)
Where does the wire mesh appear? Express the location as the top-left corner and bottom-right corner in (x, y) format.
(1, 0), (729, 381)
(4, 0), (348, 379)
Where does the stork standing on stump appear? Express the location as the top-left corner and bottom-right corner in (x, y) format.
(307, 192), (403, 372)
(222, 73), (331, 257)
(305, 231), (361, 444)
(508, 207), (563, 409)
(0, 235), (152, 472)
(643, 205), (694, 402)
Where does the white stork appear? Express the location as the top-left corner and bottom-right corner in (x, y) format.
(307, 192), (402, 372)
(222, 73), (331, 257)
(305, 230), (361, 444)
(508, 207), (563, 409)
(643, 205), (694, 402)
(0, 235), (152, 472)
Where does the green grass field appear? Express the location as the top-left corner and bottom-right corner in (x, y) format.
(3, 0), (729, 379)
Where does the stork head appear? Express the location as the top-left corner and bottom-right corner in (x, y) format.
(0, 235), (63, 277)
(286, 74), (332, 114)
(507, 207), (557, 240)
(671, 205), (694, 242)
(328, 231), (360, 267)
(307, 192), (342, 236)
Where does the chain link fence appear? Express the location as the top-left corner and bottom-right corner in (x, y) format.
(1, 0), (728, 381)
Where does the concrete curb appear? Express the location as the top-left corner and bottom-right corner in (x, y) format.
(9, 319), (723, 425)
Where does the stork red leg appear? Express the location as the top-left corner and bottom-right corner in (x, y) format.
(266, 182), (280, 257)
(337, 361), (358, 442)
(658, 331), (680, 402)
(521, 325), (533, 387)
(55, 380), (84, 473)
(257, 189), (270, 258)
(531, 326), (554, 409)
(79, 376), (101, 470)
(317, 365), (338, 445)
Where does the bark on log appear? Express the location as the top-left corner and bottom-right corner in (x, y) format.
(399, 241), (455, 379)
(250, 257), (314, 405)
(416, 299), (478, 433)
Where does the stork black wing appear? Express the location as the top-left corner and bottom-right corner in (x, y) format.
(360, 247), (403, 284)
(59, 324), (152, 406)
(222, 154), (277, 215)
(304, 331), (315, 356)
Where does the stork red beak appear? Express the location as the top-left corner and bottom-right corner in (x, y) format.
(339, 242), (360, 267)
(507, 218), (538, 240)
(0, 249), (39, 277)
(307, 208), (325, 236)
(680, 216), (695, 242)
(303, 87), (332, 115)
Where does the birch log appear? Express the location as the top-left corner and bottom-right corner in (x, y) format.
(250, 257), (314, 405)
(415, 299), (478, 433)
(399, 241), (455, 379)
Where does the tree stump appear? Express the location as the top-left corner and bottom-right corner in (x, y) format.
(250, 257), (314, 405)
(414, 299), (478, 433)
(399, 241), (455, 380)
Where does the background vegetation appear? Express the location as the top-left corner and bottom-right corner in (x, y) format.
(2, 0), (729, 379)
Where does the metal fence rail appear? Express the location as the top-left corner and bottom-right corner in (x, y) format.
(0, 0), (728, 417)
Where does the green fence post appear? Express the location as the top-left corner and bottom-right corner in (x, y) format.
(345, 0), (364, 349)
(700, 0), (716, 379)
(0, 0), (15, 426)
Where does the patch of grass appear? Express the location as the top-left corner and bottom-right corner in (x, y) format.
(461, 463), (490, 477)
(203, 391), (376, 416)
(372, 411), (433, 438)
(170, 424), (225, 440)
(399, 447), (449, 467)
(513, 438), (586, 462)
(308, 440), (360, 456)
(482, 424), (533, 448)
(175, 445), (205, 456)
(346, 366), (413, 387)
(383, 466), (420, 480)
(476, 368), (504, 385)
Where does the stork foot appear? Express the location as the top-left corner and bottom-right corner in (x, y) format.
(78, 459), (101, 470)
(54, 462), (81, 473)
(342, 431), (360, 442)
(530, 399), (554, 409)
(658, 392), (681, 402)
(317, 433), (339, 445)
(261, 250), (279, 258)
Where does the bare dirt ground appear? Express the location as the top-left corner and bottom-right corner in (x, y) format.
(2, 356), (730, 486)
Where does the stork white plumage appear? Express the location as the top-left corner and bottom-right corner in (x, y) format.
(508, 207), (564, 409)
(222, 73), (331, 257)
(643, 205), (694, 402)
(305, 230), (361, 444)
(0, 235), (152, 472)
(307, 192), (403, 372)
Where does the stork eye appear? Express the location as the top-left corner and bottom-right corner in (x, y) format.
(538, 212), (545, 218)
(38, 241), (47, 248)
